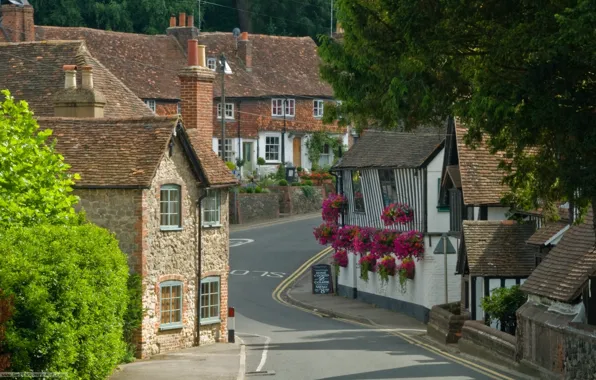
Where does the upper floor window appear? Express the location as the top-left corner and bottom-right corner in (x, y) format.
(271, 98), (295, 117)
(352, 170), (365, 213)
(160, 280), (183, 329)
(265, 135), (280, 162)
(200, 276), (220, 324)
(218, 138), (234, 162)
(378, 169), (397, 207)
(207, 58), (217, 71)
(313, 100), (324, 118)
(144, 99), (156, 113)
(217, 103), (234, 119)
(160, 184), (181, 230)
(202, 190), (221, 227)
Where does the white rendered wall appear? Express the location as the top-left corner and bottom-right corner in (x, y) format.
(426, 148), (449, 233)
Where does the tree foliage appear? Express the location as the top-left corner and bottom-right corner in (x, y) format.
(481, 285), (527, 335)
(0, 90), (79, 228)
(319, 0), (596, 221)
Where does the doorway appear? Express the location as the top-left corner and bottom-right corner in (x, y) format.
(293, 137), (302, 168)
(243, 142), (253, 174)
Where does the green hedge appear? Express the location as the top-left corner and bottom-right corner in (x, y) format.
(0, 224), (129, 379)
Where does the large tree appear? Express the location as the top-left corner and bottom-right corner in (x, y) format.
(319, 0), (596, 224)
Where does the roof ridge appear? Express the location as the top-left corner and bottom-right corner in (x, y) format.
(37, 115), (178, 123)
(37, 25), (174, 39)
(0, 40), (84, 46)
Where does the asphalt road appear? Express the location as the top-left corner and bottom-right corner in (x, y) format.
(229, 216), (499, 380)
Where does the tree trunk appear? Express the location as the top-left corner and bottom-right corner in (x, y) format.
(235, 0), (252, 33)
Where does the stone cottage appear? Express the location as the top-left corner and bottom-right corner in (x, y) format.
(0, 34), (238, 357)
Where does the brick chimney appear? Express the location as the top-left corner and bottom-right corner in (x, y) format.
(166, 12), (198, 53)
(178, 40), (215, 142)
(0, 2), (35, 42)
(54, 65), (106, 118)
(238, 32), (252, 72)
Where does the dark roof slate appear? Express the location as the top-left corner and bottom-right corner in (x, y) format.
(0, 40), (153, 117)
(463, 220), (537, 277)
(186, 129), (238, 187)
(526, 221), (569, 246)
(445, 165), (461, 188)
(334, 128), (445, 169)
(521, 212), (596, 302)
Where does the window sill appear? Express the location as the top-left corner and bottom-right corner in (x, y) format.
(160, 227), (183, 232)
(200, 318), (221, 326)
(202, 223), (222, 229)
(437, 206), (450, 213)
(159, 323), (183, 331)
(271, 115), (295, 119)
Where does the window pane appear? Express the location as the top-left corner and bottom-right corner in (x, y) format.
(201, 282), (209, 294)
(210, 281), (218, 293)
(173, 309), (181, 323)
(210, 293), (218, 306)
(210, 306), (218, 317)
(201, 307), (208, 318)
(352, 171), (365, 212)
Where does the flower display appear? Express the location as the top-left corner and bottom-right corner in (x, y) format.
(321, 193), (347, 223)
(332, 249), (349, 269)
(380, 203), (414, 226)
(397, 257), (416, 293)
(358, 253), (377, 281)
(313, 223), (338, 245)
(371, 229), (399, 256)
(332, 225), (359, 250)
(376, 255), (397, 283)
(353, 227), (376, 254)
(394, 230), (425, 260)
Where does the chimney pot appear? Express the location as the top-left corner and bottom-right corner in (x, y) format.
(198, 45), (206, 67)
(178, 12), (186, 27)
(240, 31), (249, 41)
(63, 65), (77, 89)
(81, 65), (94, 90)
(169, 15), (176, 27)
(187, 39), (199, 66)
(187, 15), (194, 27)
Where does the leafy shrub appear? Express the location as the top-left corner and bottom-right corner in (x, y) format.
(122, 274), (143, 363)
(258, 177), (275, 188)
(238, 186), (247, 193)
(481, 285), (527, 335)
(0, 225), (129, 379)
(225, 161), (237, 171)
(297, 166), (303, 172)
(275, 164), (286, 180)
(278, 179), (289, 186)
(303, 180), (313, 186)
(255, 186), (263, 193)
(291, 182), (301, 187)
(257, 157), (266, 166)
(302, 185), (315, 198)
(245, 186), (255, 194)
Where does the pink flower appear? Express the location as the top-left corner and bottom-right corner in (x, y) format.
(332, 225), (359, 250)
(394, 230), (425, 260)
(371, 229), (399, 257)
(321, 193), (347, 223)
(358, 253), (377, 271)
(332, 249), (348, 268)
(352, 227), (376, 254)
(376, 255), (397, 277)
(313, 223), (338, 245)
(381, 203), (414, 226)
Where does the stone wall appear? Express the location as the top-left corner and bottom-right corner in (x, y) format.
(230, 192), (279, 224)
(564, 323), (596, 380)
(458, 320), (516, 366)
(427, 302), (470, 344)
(288, 186), (323, 215)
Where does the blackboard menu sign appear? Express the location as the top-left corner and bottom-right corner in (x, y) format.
(312, 264), (334, 294)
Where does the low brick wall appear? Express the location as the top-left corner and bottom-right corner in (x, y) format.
(427, 302), (470, 344)
(458, 320), (516, 367)
(230, 193), (279, 224)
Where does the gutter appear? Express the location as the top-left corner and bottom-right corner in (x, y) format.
(195, 188), (209, 346)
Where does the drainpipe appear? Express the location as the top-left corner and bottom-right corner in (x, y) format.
(196, 187), (209, 346)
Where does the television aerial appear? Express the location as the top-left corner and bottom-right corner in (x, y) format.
(233, 27), (241, 50)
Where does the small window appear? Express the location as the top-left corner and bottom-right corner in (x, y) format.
(217, 103), (234, 119)
(313, 100), (324, 118)
(202, 190), (221, 227)
(207, 58), (217, 71)
(218, 138), (233, 162)
(271, 99), (283, 117)
(271, 98), (295, 117)
(351, 170), (365, 213)
(200, 277), (220, 324)
(160, 280), (183, 329)
(318, 144), (332, 167)
(378, 169), (397, 207)
(160, 184), (181, 230)
(144, 99), (156, 113)
(265, 135), (280, 162)
(284, 99), (295, 117)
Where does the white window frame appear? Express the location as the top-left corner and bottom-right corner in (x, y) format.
(144, 99), (156, 113)
(160, 280), (183, 330)
(160, 184), (182, 231)
(217, 103), (234, 120)
(313, 100), (324, 118)
(265, 135), (281, 162)
(271, 98), (295, 117)
(200, 276), (221, 325)
(318, 143), (331, 167)
(217, 138), (234, 162)
(202, 190), (221, 227)
(207, 58), (217, 71)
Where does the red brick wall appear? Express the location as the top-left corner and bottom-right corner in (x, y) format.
(156, 101), (178, 116)
(0, 5), (35, 42)
(179, 68), (215, 144)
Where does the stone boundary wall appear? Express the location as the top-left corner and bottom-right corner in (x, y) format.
(458, 320), (516, 366)
(231, 193), (279, 224)
(427, 302), (470, 344)
(563, 323), (596, 380)
(269, 186), (324, 215)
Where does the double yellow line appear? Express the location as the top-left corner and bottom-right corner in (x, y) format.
(272, 246), (516, 380)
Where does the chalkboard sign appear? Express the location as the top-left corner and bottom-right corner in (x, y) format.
(312, 264), (334, 294)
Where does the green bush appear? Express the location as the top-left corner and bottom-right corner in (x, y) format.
(225, 161), (236, 171)
(275, 164), (286, 180)
(0, 225), (129, 379)
(302, 185), (315, 198)
(291, 182), (301, 187)
(255, 186), (263, 193)
(481, 285), (527, 335)
(257, 157), (266, 166)
(304, 180), (313, 186)
(245, 186), (255, 194)
(122, 274), (143, 363)
(278, 179), (289, 186)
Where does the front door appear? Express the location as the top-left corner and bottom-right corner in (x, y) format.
(242, 142), (253, 174)
(293, 137), (302, 168)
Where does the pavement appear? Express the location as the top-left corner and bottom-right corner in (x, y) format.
(109, 342), (243, 380)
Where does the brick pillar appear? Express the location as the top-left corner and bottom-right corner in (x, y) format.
(0, 4), (35, 42)
(238, 32), (252, 72)
(219, 273), (229, 342)
(178, 40), (215, 143)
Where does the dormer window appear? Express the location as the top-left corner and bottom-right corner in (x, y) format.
(144, 99), (156, 113)
(207, 58), (217, 71)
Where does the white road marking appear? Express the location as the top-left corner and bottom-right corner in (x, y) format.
(237, 336), (246, 380)
(230, 270), (286, 278)
(230, 238), (254, 247)
(256, 335), (271, 373)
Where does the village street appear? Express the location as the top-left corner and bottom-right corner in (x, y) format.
(229, 217), (504, 380)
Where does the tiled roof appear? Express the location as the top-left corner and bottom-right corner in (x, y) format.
(0, 40), (153, 118)
(186, 129), (238, 187)
(526, 220), (569, 246)
(444, 165), (461, 188)
(38, 116), (177, 188)
(36, 27), (333, 99)
(334, 127), (445, 169)
(463, 220), (537, 277)
(521, 212), (596, 302)
(455, 120), (509, 205)
(36, 26), (186, 100)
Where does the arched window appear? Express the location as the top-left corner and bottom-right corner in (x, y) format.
(160, 184), (181, 230)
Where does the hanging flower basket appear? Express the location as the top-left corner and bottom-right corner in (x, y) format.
(397, 257), (415, 293)
(394, 230), (425, 260)
(321, 193), (347, 223)
(371, 229), (399, 256)
(332, 249), (348, 273)
(376, 255), (397, 283)
(332, 225), (359, 250)
(380, 203), (414, 226)
(313, 222), (338, 245)
(352, 227), (375, 255)
(358, 254), (377, 282)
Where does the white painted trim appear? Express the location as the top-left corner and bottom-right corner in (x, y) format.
(544, 224), (570, 246)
